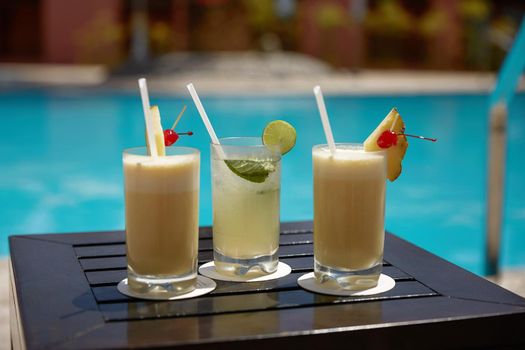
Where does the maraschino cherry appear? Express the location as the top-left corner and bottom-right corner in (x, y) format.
(377, 130), (437, 149)
(164, 129), (193, 146)
(377, 130), (398, 148)
(163, 104), (193, 146)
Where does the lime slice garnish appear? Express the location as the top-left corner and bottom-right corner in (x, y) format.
(262, 120), (296, 155)
(225, 159), (276, 183)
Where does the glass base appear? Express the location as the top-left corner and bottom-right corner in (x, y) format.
(314, 260), (382, 291)
(127, 268), (197, 298)
(213, 249), (278, 277)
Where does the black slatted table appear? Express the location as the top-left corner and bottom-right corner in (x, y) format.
(9, 221), (525, 349)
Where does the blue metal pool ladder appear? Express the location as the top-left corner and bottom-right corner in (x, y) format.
(485, 16), (525, 276)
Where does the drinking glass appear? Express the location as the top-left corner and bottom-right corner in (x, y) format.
(313, 143), (386, 290)
(123, 146), (200, 297)
(211, 137), (281, 277)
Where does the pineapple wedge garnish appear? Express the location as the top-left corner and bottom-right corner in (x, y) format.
(364, 108), (408, 181)
(147, 105), (166, 156)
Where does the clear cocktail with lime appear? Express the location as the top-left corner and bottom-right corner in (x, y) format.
(211, 121), (296, 276)
(211, 137), (281, 276)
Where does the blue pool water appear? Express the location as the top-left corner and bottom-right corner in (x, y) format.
(1, 88), (524, 275)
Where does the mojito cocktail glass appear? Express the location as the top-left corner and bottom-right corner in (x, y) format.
(211, 137), (281, 277)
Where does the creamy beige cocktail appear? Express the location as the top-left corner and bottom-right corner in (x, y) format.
(313, 143), (386, 290)
(124, 147), (199, 296)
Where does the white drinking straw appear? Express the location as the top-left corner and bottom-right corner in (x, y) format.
(186, 83), (220, 145)
(138, 78), (158, 157)
(313, 85), (336, 155)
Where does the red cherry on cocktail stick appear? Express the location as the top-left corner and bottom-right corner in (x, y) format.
(164, 129), (179, 146)
(163, 129), (193, 146)
(163, 105), (193, 146)
(377, 130), (399, 148)
(377, 130), (437, 149)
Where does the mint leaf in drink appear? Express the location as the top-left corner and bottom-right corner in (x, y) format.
(225, 159), (276, 183)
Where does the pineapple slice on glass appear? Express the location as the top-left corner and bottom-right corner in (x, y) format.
(147, 105), (166, 156)
(364, 108), (408, 181)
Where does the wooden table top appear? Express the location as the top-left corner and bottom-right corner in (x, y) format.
(9, 221), (525, 349)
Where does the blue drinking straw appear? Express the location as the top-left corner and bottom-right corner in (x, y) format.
(490, 16), (525, 107)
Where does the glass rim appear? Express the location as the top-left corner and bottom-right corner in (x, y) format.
(313, 142), (362, 147)
(123, 146), (200, 157)
(211, 136), (263, 147)
(312, 143), (386, 154)
(210, 137), (281, 159)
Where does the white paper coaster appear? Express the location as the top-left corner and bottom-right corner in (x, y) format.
(198, 261), (292, 282)
(117, 275), (216, 300)
(297, 272), (395, 296)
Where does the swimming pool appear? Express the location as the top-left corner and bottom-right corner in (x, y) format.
(1, 88), (524, 276)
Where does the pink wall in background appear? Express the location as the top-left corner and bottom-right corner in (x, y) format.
(42, 0), (122, 63)
(171, 0), (190, 51)
(429, 0), (462, 69)
(298, 0), (364, 68)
